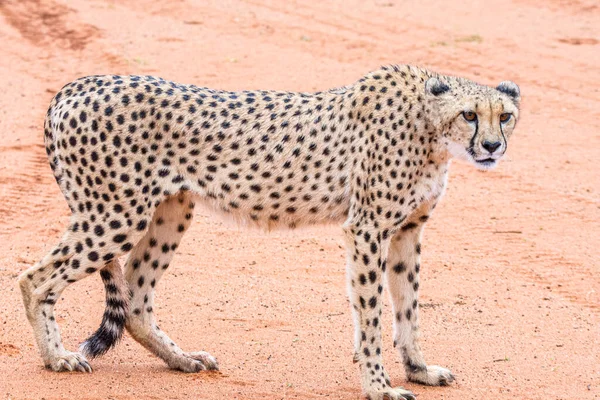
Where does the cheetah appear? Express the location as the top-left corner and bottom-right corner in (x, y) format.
(18, 65), (520, 400)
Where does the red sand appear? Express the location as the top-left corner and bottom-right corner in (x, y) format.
(0, 0), (598, 399)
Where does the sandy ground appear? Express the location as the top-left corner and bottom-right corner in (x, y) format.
(0, 0), (598, 399)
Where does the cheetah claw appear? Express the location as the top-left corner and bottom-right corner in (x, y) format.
(365, 386), (416, 400)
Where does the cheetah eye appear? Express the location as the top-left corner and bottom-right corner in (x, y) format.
(462, 111), (477, 122)
(499, 113), (512, 123)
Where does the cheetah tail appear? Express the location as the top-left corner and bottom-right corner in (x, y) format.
(79, 261), (129, 358)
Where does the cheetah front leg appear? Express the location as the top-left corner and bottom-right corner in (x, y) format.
(124, 192), (218, 372)
(344, 221), (415, 400)
(386, 211), (454, 386)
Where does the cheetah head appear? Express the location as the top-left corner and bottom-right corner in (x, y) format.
(425, 76), (520, 170)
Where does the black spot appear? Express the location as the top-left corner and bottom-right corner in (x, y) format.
(368, 296), (377, 309)
(393, 262), (406, 273)
(401, 222), (418, 231)
(370, 242), (378, 254)
(368, 270), (377, 283)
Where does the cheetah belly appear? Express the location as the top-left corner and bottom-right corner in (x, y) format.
(180, 155), (353, 230)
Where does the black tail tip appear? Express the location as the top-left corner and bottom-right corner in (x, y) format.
(80, 327), (122, 359)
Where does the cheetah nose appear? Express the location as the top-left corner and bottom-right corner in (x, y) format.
(482, 140), (502, 154)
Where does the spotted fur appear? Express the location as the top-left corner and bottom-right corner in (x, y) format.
(19, 65), (520, 399)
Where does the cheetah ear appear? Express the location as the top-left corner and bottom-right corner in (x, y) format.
(425, 77), (450, 96)
(496, 81), (520, 103)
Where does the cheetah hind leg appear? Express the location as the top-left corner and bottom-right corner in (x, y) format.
(18, 238), (93, 372)
(19, 220), (144, 372)
(124, 192), (218, 372)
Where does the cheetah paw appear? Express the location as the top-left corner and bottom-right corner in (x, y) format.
(184, 351), (219, 371)
(407, 365), (454, 386)
(365, 386), (416, 400)
(170, 351), (219, 372)
(46, 351), (93, 373)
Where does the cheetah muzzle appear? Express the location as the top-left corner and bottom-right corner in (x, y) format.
(18, 64), (520, 399)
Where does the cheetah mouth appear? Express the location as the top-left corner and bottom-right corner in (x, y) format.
(476, 157), (495, 164)
(474, 157), (497, 167)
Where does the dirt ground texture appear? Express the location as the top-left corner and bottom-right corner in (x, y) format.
(0, 0), (598, 399)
